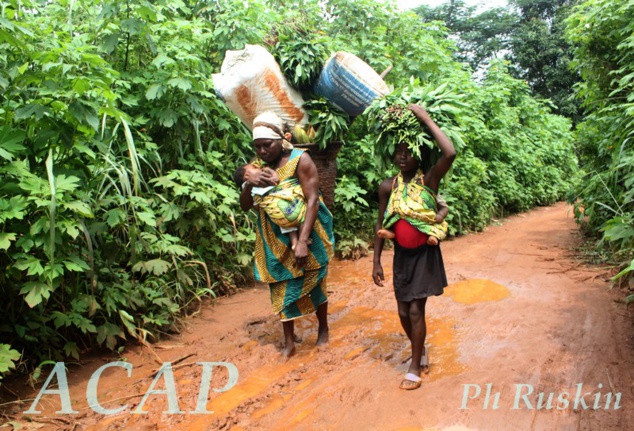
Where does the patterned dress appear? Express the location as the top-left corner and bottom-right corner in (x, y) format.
(253, 148), (335, 321)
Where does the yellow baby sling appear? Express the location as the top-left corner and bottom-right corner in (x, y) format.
(253, 178), (306, 229)
(383, 169), (448, 240)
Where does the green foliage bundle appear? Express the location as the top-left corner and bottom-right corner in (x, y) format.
(266, 12), (351, 151)
(365, 83), (468, 170)
(268, 13), (332, 92)
(302, 97), (351, 150)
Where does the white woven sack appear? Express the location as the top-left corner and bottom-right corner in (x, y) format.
(212, 44), (308, 130)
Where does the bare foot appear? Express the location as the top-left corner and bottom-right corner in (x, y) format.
(426, 236), (439, 246)
(316, 327), (329, 346)
(283, 342), (296, 358)
(377, 229), (396, 239)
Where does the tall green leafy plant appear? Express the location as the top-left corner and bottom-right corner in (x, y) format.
(565, 0), (634, 261)
(0, 0), (261, 374)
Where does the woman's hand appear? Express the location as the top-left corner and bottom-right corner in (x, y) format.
(244, 168), (278, 187)
(408, 104), (430, 121)
(260, 167), (280, 185)
(372, 263), (385, 287)
(294, 240), (309, 268)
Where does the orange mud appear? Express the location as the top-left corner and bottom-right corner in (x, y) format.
(2, 203), (633, 430)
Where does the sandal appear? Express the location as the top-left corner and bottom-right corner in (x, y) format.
(399, 373), (422, 390)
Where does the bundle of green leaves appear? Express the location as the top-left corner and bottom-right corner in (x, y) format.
(302, 96), (351, 150)
(366, 82), (468, 170)
(267, 14), (349, 149)
(268, 14), (332, 93)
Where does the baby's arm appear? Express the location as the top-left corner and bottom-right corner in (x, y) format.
(435, 194), (449, 223)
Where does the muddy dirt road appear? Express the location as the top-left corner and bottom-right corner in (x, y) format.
(4, 203), (634, 431)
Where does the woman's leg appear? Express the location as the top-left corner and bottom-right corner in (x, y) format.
(408, 298), (427, 376)
(397, 300), (413, 340)
(282, 320), (296, 357)
(398, 298), (428, 375)
(316, 301), (329, 345)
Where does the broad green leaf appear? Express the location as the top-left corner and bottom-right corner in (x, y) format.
(97, 323), (125, 349)
(0, 126), (26, 160)
(132, 258), (170, 276)
(146, 83), (165, 100)
(0, 233), (16, 250)
(15, 104), (50, 121)
(64, 342), (80, 359)
(54, 175), (81, 192)
(14, 255), (45, 276)
(63, 257), (90, 272)
(136, 211), (156, 226)
(20, 282), (52, 308)
(105, 208), (127, 227)
(0, 344), (21, 374)
(62, 201), (94, 218)
(68, 101), (99, 130)
(167, 77), (192, 91)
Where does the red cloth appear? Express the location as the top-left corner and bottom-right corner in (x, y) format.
(394, 219), (428, 249)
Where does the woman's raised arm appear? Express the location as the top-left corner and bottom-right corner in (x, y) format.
(409, 104), (456, 192)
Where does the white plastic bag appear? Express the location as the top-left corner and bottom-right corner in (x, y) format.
(212, 45), (308, 129)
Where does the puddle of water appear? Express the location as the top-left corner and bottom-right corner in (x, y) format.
(191, 305), (465, 428)
(331, 306), (465, 380)
(444, 279), (510, 304)
(425, 317), (465, 380)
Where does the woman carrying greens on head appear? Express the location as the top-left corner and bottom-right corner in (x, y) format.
(372, 104), (456, 390)
(239, 112), (334, 358)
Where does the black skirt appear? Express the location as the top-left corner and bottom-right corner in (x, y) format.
(392, 242), (448, 302)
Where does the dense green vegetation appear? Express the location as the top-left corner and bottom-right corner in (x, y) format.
(565, 0), (634, 286)
(1, 0), (627, 380)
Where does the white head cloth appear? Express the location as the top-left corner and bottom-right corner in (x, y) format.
(252, 111), (293, 152)
(252, 112), (284, 140)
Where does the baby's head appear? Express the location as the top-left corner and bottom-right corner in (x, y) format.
(232, 163), (259, 187)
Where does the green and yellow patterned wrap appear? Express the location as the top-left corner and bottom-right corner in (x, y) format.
(253, 178), (306, 230)
(383, 169), (448, 240)
(253, 148), (335, 321)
